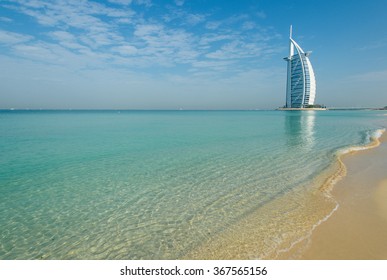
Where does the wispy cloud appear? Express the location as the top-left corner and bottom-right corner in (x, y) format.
(174, 0), (185, 7)
(111, 45), (138, 56)
(163, 5), (206, 26)
(206, 40), (263, 60)
(205, 14), (249, 30)
(0, 16), (13, 22)
(13, 42), (62, 61)
(133, 23), (198, 63)
(48, 30), (91, 52)
(7, 0), (133, 42)
(199, 34), (234, 46)
(0, 30), (33, 44)
(1, 0), (282, 78)
(108, 0), (133, 5)
(242, 21), (256, 30)
(134, 0), (152, 8)
(205, 21), (222, 30)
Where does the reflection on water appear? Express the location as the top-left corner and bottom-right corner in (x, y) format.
(284, 111), (316, 151)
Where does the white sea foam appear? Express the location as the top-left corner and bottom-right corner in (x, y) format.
(338, 128), (385, 154)
(272, 201), (340, 259)
(372, 128), (386, 139)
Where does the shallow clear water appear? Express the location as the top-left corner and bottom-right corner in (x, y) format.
(0, 110), (385, 259)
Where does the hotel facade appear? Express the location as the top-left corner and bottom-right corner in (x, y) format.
(284, 26), (316, 108)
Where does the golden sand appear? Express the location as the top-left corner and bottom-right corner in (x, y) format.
(284, 133), (387, 259)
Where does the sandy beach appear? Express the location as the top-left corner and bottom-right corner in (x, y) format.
(280, 132), (387, 259)
(182, 127), (387, 260)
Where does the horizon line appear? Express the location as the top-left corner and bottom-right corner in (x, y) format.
(0, 107), (383, 111)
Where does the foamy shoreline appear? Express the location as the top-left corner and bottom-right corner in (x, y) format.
(282, 127), (387, 259)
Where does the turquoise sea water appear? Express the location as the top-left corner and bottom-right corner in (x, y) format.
(0, 110), (386, 259)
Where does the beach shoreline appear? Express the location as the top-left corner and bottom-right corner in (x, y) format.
(183, 127), (387, 260)
(278, 130), (387, 259)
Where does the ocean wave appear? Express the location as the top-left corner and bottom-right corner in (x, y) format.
(343, 128), (385, 153)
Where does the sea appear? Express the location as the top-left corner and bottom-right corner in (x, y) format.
(0, 110), (386, 259)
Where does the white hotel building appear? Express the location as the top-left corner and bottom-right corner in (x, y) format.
(284, 26), (316, 108)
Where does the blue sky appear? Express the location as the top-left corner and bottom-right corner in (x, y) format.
(1, 0), (387, 109)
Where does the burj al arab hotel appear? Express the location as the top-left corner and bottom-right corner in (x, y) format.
(283, 26), (316, 108)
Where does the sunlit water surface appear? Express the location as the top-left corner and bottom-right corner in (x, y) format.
(0, 110), (385, 259)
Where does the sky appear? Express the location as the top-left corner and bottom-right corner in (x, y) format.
(0, 0), (387, 109)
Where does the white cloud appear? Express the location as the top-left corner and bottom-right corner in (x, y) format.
(115, 17), (132, 24)
(174, 0), (185, 6)
(206, 40), (264, 60)
(205, 21), (221, 30)
(134, 0), (152, 7)
(0, 30), (33, 44)
(242, 21), (256, 30)
(205, 14), (253, 31)
(133, 23), (199, 65)
(49, 31), (91, 51)
(112, 45), (138, 56)
(108, 0), (133, 5)
(9, 0), (133, 31)
(11, 40), (107, 69)
(13, 43), (59, 61)
(185, 13), (205, 25)
(49, 30), (76, 43)
(162, 6), (206, 26)
(0, 16), (13, 22)
(13, 0), (46, 9)
(7, 0), (135, 52)
(1, 1), (280, 78)
(199, 35), (231, 47)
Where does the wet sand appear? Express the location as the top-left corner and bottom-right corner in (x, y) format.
(282, 133), (387, 259)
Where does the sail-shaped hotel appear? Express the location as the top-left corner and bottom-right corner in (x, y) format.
(284, 26), (316, 108)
